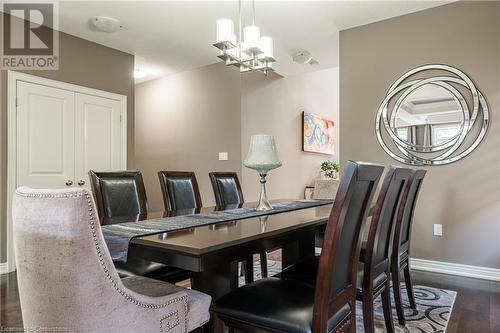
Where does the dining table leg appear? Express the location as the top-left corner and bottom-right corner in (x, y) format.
(281, 229), (316, 269)
(191, 260), (240, 300)
(191, 228), (316, 333)
(192, 261), (239, 333)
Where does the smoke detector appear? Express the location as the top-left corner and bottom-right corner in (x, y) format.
(90, 16), (123, 33)
(292, 50), (313, 64)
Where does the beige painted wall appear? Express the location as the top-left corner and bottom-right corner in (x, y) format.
(340, 1), (500, 269)
(134, 64), (339, 209)
(0, 14), (135, 263)
(134, 63), (242, 210)
(241, 68), (339, 201)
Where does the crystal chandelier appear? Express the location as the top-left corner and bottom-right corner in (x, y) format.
(213, 0), (275, 74)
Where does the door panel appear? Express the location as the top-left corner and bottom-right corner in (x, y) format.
(75, 93), (122, 189)
(17, 81), (75, 188)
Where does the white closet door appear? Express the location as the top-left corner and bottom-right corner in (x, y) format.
(74, 93), (123, 189)
(16, 81), (76, 188)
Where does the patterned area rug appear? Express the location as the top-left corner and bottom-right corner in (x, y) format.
(240, 260), (456, 333)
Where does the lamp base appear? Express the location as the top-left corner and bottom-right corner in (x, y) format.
(256, 173), (273, 211)
(256, 199), (272, 211)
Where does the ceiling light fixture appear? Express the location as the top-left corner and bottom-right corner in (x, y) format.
(90, 16), (123, 33)
(213, 0), (275, 75)
(133, 69), (147, 79)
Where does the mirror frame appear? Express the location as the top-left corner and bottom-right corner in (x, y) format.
(375, 64), (489, 166)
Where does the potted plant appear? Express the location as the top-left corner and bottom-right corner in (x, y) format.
(313, 160), (341, 200)
(320, 160), (340, 179)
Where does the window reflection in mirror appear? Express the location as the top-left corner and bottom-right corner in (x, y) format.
(394, 84), (463, 147)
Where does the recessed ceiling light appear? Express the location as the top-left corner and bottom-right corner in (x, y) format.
(90, 16), (123, 33)
(134, 69), (147, 79)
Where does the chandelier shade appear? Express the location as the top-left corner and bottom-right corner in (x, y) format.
(213, 0), (275, 74)
(243, 25), (261, 51)
(216, 18), (234, 44)
(259, 36), (274, 59)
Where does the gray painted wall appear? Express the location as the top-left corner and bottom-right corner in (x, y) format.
(0, 14), (135, 263)
(241, 68), (340, 201)
(134, 64), (340, 210)
(134, 63), (242, 210)
(340, 1), (500, 269)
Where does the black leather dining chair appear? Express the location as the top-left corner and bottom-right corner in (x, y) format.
(391, 169), (426, 325)
(158, 171), (202, 211)
(209, 172), (244, 207)
(89, 170), (148, 218)
(356, 166), (413, 333)
(88, 170), (192, 284)
(209, 172), (268, 281)
(211, 161), (384, 333)
(280, 166), (413, 333)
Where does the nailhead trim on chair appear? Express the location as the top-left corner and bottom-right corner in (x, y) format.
(160, 311), (180, 333)
(15, 189), (189, 332)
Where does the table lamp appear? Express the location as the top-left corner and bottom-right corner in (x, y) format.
(244, 134), (282, 210)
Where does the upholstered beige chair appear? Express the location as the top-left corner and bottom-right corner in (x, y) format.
(12, 187), (211, 333)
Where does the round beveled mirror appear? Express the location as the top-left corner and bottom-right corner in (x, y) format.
(375, 64), (489, 165)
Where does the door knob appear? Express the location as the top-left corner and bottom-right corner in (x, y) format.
(65, 180), (73, 186)
(78, 180), (85, 186)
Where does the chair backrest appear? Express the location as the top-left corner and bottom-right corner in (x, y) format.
(158, 171), (202, 211)
(364, 166), (413, 280)
(392, 169), (426, 258)
(312, 161), (384, 332)
(209, 172), (244, 206)
(11, 187), (187, 331)
(88, 170), (148, 218)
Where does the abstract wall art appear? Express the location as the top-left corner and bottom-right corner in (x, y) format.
(302, 111), (335, 155)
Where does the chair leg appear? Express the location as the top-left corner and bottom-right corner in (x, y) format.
(259, 251), (268, 278)
(392, 264), (406, 325)
(212, 314), (225, 333)
(403, 264), (417, 309)
(239, 261), (244, 276)
(381, 282), (395, 333)
(244, 256), (254, 283)
(361, 293), (375, 333)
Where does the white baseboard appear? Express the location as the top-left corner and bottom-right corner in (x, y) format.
(2, 257), (498, 281)
(410, 258), (500, 282)
(0, 262), (9, 275)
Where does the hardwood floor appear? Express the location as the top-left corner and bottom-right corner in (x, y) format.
(410, 270), (500, 333)
(1, 267), (499, 332)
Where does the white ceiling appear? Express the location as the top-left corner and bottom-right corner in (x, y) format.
(56, 1), (450, 82)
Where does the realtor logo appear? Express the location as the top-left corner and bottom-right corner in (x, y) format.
(1, 1), (59, 69)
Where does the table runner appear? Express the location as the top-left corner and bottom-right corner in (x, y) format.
(102, 199), (332, 262)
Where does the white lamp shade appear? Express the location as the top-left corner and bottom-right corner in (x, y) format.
(243, 25), (261, 49)
(259, 36), (273, 58)
(230, 34), (237, 44)
(244, 134), (282, 174)
(216, 18), (234, 43)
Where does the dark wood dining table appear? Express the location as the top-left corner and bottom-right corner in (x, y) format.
(101, 200), (333, 300)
